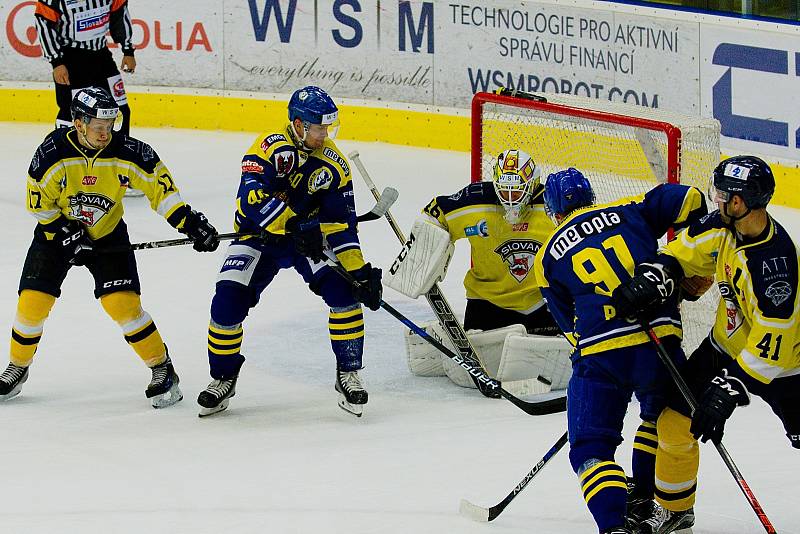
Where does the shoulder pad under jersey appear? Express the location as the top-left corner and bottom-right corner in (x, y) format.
(114, 135), (161, 173)
(28, 129), (68, 181)
(253, 131), (298, 178)
(436, 181), (498, 213)
(317, 141), (351, 179)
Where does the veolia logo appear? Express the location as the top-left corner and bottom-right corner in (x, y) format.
(6, 1), (42, 58)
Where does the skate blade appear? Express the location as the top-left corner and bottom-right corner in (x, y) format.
(151, 384), (183, 409)
(337, 397), (363, 417)
(0, 373), (28, 401)
(198, 398), (230, 418)
(0, 387), (23, 401)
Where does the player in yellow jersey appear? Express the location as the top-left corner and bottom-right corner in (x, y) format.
(386, 149), (572, 396)
(0, 87), (219, 408)
(196, 86), (382, 418)
(613, 156), (799, 533)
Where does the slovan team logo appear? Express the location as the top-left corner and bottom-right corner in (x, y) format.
(495, 239), (541, 283)
(68, 192), (114, 226)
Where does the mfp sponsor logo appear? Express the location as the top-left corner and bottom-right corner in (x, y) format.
(221, 254), (256, 272)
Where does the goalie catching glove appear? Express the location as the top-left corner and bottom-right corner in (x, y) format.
(384, 217), (454, 298)
(611, 262), (678, 320)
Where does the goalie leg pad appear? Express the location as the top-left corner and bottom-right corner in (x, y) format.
(441, 324), (527, 388)
(385, 217), (454, 299)
(496, 334), (573, 394)
(406, 320), (449, 377)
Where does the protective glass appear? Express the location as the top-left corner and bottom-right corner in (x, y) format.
(707, 182), (730, 204)
(306, 119), (340, 141)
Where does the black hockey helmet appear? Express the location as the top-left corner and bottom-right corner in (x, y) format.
(70, 86), (119, 123)
(711, 155), (775, 209)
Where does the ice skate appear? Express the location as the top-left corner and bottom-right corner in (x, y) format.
(639, 504), (694, 534)
(628, 496), (660, 526)
(197, 377), (237, 417)
(145, 355), (182, 408)
(335, 369), (367, 417)
(0, 362), (29, 401)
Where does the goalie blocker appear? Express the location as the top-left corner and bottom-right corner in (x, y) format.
(406, 322), (572, 397)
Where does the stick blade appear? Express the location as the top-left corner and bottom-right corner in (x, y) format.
(459, 498), (490, 522)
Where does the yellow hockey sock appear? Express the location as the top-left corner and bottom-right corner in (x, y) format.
(10, 290), (56, 367)
(100, 292), (166, 367)
(655, 408), (699, 512)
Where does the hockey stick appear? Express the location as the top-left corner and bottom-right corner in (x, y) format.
(349, 150), (501, 399)
(643, 324), (777, 534)
(459, 431), (569, 522)
(106, 192), (400, 252)
(324, 256), (565, 416)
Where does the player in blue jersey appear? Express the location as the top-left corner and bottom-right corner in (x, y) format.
(612, 156), (800, 534)
(533, 169), (707, 534)
(195, 86), (382, 418)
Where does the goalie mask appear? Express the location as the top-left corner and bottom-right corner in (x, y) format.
(492, 149), (541, 224)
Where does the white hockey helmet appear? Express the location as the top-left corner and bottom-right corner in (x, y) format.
(492, 149), (541, 224)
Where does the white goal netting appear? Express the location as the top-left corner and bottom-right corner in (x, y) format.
(473, 90), (721, 354)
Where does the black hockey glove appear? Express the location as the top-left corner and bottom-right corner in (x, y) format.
(181, 209), (219, 252)
(611, 262), (677, 320)
(55, 218), (94, 266)
(690, 368), (750, 444)
(350, 263), (383, 311)
(287, 217), (325, 262)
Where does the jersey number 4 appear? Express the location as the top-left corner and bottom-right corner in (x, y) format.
(572, 234), (635, 296)
(755, 332), (783, 361)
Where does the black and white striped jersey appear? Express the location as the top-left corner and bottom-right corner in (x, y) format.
(34, 0), (133, 65)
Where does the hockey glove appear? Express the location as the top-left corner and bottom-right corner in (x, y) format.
(181, 209), (219, 252)
(690, 367), (750, 444)
(287, 217), (325, 262)
(611, 262), (676, 320)
(55, 218), (94, 266)
(350, 263), (383, 311)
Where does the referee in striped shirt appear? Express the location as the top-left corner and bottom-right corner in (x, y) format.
(34, 0), (136, 135)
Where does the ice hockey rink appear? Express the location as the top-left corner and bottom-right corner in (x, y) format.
(0, 123), (798, 534)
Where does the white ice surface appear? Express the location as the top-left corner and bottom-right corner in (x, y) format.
(0, 123), (798, 534)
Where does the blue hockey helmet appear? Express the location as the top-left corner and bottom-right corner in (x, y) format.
(288, 86), (339, 126)
(710, 155), (775, 210)
(544, 168), (595, 220)
(71, 86), (119, 123)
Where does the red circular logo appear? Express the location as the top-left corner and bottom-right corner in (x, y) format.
(6, 1), (41, 58)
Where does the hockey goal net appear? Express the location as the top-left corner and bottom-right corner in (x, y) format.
(471, 89), (721, 354)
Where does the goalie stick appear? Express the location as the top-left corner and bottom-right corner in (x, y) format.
(643, 323), (777, 534)
(324, 255), (565, 416)
(349, 150), (501, 399)
(110, 189), (399, 252)
(459, 431), (568, 522)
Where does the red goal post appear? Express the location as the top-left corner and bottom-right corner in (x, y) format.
(471, 88), (721, 352)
